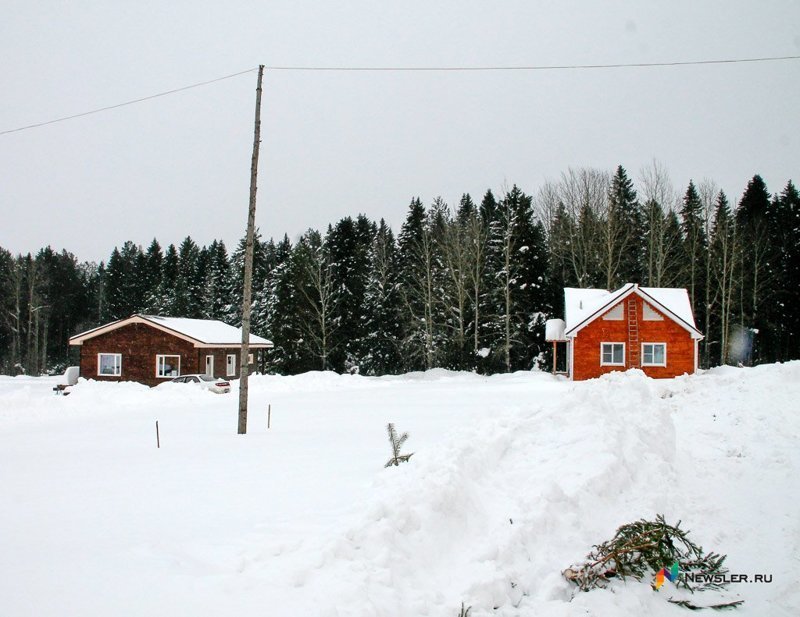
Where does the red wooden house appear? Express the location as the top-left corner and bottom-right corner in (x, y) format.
(69, 315), (273, 387)
(546, 284), (703, 380)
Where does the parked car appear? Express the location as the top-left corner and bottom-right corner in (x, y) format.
(165, 374), (231, 394)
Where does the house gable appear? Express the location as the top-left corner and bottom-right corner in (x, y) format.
(565, 285), (702, 340)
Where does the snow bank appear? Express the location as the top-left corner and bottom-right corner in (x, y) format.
(0, 364), (798, 616)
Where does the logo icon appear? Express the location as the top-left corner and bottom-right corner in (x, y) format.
(655, 562), (680, 590)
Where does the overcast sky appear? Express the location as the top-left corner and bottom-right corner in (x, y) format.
(1, 1), (798, 262)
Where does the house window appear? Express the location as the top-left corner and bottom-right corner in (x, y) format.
(98, 353), (122, 376)
(227, 354), (236, 377)
(642, 343), (667, 366)
(600, 343), (625, 366)
(602, 304), (624, 320)
(643, 303), (664, 321)
(156, 355), (181, 378)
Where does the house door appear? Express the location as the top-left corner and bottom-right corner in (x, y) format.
(205, 355), (214, 377)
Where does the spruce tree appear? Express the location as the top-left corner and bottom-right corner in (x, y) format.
(202, 240), (231, 321)
(104, 242), (142, 320)
(262, 235), (301, 373)
(606, 165), (644, 287)
(153, 244), (179, 315)
(142, 239), (163, 312)
(362, 219), (403, 375)
(734, 175), (772, 363)
(326, 215), (375, 372)
(478, 189), (505, 372)
(773, 181), (800, 360)
(397, 197), (431, 371)
(680, 181), (708, 351)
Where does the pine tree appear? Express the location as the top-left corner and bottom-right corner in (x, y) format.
(478, 189), (505, 372)
(680, 181), (708, 354)
(32, 248), (89, 371)
(605, 165), (644, 287)
(262, 234), (301, 373)
(153, 244), (179, 315)
(734, 175), (772, 363)
(767, 181), (799, 361)
(104, 242), (142, 320)
(141, 239), (163, 312)
(361, 219), (403, 375)
(326, 215), (376, 372)
(397, 197), (436, 371)
(202, 240), (231, 320)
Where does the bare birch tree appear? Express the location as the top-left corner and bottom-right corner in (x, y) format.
(294, 231), (338, 370)
(639, 160), (682, 287)
(537, 168), (608, 288)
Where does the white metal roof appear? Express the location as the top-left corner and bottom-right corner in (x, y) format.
(69, 314), (274, 348)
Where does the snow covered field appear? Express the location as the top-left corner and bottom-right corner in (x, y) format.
(1, 365), (798, 616)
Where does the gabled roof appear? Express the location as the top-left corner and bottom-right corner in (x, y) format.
(564, 284), (703, 339)
(69, 314), (273, 348)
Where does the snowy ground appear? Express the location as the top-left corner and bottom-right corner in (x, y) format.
(1, 364), (798, 616)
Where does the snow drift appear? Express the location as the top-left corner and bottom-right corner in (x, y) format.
(0, 364), (797, 616)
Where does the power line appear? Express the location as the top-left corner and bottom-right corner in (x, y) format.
(2, 55), (798, 136)
(0, 67), (258, 136)
(265, 54), (800, 71)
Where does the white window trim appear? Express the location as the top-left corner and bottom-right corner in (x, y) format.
(205, 354), (214, 377)
(156, 354), (181, 378)
(226, 354), (237, 377)
(97, 353), (122, 376)
(641, 342), (667, 367)
(600, 342), (626, 366)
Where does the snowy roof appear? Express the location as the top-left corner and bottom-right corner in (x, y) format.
(69, 315), (273, 348)
(564, 284), (702, 339)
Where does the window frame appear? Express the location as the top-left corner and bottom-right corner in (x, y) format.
(641, 342), (667, 367)
(156, 354), (181, 379)
(226, 354), (237, 377)
(97, 353), (122, 376)
(600, 342), (626, 366)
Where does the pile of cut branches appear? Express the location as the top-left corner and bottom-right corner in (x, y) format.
(563, 515), (743, 610)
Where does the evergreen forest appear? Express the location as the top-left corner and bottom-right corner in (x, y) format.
(1, 165), (798, 376)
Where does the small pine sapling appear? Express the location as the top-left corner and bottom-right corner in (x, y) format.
(384, 422), (413, 467)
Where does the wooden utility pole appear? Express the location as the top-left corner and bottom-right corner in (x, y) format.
(238, 64), (264, 435)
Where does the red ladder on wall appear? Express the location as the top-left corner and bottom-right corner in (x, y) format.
(627, 298), (640, 367)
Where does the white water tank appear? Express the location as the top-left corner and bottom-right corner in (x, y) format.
(545, 318), (566, 342)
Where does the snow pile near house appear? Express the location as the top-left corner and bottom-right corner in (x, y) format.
(0, 364), (798, 616)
